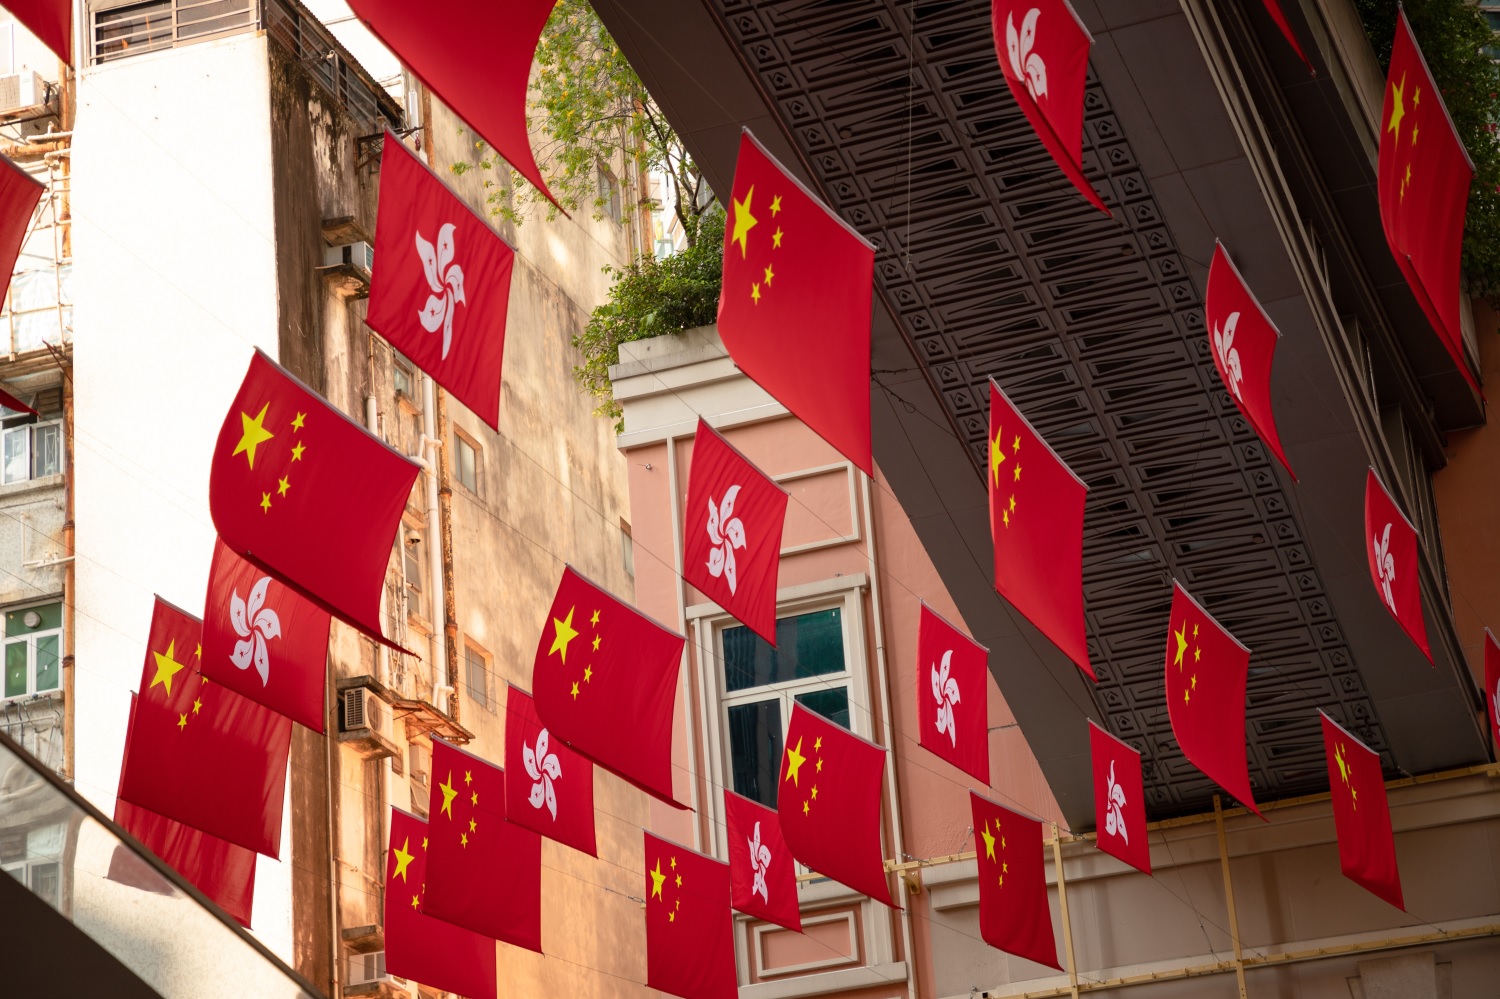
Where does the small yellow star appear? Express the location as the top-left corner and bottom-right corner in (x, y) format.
(675, 874), (682, 888)
(460, 832), (468, 848)
(583, 665), (593, 684)
(1001, 836), (1006, 849)
(411, 894), (419, 909)
(668, 911), (676, 922)
(1194, 646), (1201, 663)
(470, 791), (478, 806)
(816, 758), (823, 772)
(1013, 463), (1022, 482)
(463, 770), (472, 785)
(469, 818), (476, 833)
(772, 227), (784, 249)
(811, 785), (819, 800)
(260, 492), (272, 513)
(1013, 434), (1020, 452)
(291, 442), (305, 461)
(751, 282), (762, 304)
(591, 609), (600, 626)
(177, 713), (187, 730)
(998, 874), (1005, 887)
(1191, 674), (1197, 690)
(814, 736), (823, 752)
(422, 837), (428, 851)
(803, 800), (810, 816)
(670, 857), (677, 870)
(276, 476), (290, 497)
(1003, 861), (1008, 874)
(1008, 495), (1016, 513)
(192, 698), (202, 714)
(1193, 624), (1199, 639)
(1002, 509), (1010, 528)
(570, 681), (580, 699)
(770, 194), (783, 215)
(1184, 688), (1192, 705)
(763, 264), (775, 287)
(291, 412), (306, 430)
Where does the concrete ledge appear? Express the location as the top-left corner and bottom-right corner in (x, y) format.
(739, 961), (908, 999)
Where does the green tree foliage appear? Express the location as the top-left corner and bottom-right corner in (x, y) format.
(1355, 0), (1500, 296)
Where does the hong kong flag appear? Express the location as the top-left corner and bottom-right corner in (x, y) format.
(970, 792), (1061, 970)
(1319, 712), (1404, 910)
(504, 684), (596, 857)
(991, 0), (1108, 214)
(1088, 721), (1149, 874)
(644, 833), (737, 999)
(209, 351), (420, 646)
(718, 130), (875, 475)
(777, 703), (894, 907)
(1164, 583), (1259, 816)
(1364, 469), (1431, 663)
(988, 378), (1091, 677)
(1485, 630), (1500, 753)
(682, 419), (788, 644)
(1204, 242), (1294, 477)
(0, 157), (42, 309)
(916, 603), (990, 785)
(5, 0), (70, 65)
(367, 133), (516, 430)
(200, 537), (331, 732)
(531, 566), (686, 806)
(724, 790), (800, 932)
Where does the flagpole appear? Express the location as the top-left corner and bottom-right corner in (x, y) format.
(1213, 795), (1250, 999)
(1050, 823), (1081, 999)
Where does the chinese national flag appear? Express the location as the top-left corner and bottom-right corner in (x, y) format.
(424, 739), (542, 953)
(504, 684), (597, 857)
(1204, 243), (1294, 477)
(1164, 583), (1259, 816)
(1319, 712), (1404, 910)
(0, 157), (43, 307)
(916, 603), (990, 785)
(531, 566), (686, 806)
(988, 378), (1091, 677)
(209, 351), (419, 645)
(1088, 720), (1149, 874)
(345, 0), (560, 211)
(991, 0), (1108, 214)
(717, 130), (875, 475)
(1378, 11), (1477, 393)
(117, 598), (293, 856)
(1365, 469), (1431, 663)
(777, 703), (893, 907)
(1485, 630), (1500, 753)
(682, 419), (788, 644)
(644, 832), (737, 999)
(200, 537), (331, 732)
(367, 133), (516, 430)
(969, 792), (1061, 970)
(385, 809), (497, 999)
(724, 790), (800, 932)
(4, 1), (70, 65)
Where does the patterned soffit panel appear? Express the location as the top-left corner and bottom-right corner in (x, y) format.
(711, 0), (1391, 817)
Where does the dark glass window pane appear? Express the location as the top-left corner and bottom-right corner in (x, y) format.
(726, 698), (783, 808)
(4, 641), (25, 698)
(465, 645), (487, 708)
(34, 636), (58, 693)
(723, 608), (844, 692)
(795, 686), (850, 731)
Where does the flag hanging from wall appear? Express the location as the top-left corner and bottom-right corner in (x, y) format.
(991, 0), (1108, 213)
(969, 791), (1061, 970)
(724, 789), (801, 932)
(988, 378), (1092, 677)
(504, 683), (597, 857)
(1164, 583), (1260, 817)
(1378, 10), (1477, 394)
(344, 0), (562, 211)
(717, 129), (875, 475)
(384, 809), (498, 999)
(916, 603), (990, 785)
(5, 1), (71, 66)
(1257, 0), (1313, 71)
(777, 702), (894, 906)
(1318, 712), (1404, 910)
(1088, 720), (1149, 874)
(200, 537), (332, 732)
(1204, 242), (1294, 477)
(0, 157), (43, 309)
(367, 133), (516, 430)
(1364, 469), (1431, 664)
(209, 350), (419, 647)
(531, 566), (686, 806)
(1485, 630), (1500, 753)
(117, 597), (293, 857)
(644, 832), (737, 999)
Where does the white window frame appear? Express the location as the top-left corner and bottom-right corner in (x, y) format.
(1, 420), (62, 485)
(2, 599), (62, 701)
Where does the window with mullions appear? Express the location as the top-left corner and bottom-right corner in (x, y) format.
(0, 406), (61, 485)
(3, 602), (61, 700)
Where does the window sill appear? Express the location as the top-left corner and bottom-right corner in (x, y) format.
(1, 687), (62, 707)
(0, 472), (64, 498)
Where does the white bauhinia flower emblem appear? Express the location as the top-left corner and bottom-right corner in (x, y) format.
(229, 576), (281, 687)
(748, 820), (772, 904)
(415, 222), (466, 361)
(1372, 523), (1397, 613)
(1005, 8), (1048, 102)
(1103, 760), (1128, 844)
(931, 649), (961, 747)
(705, 484), (746, 595)
(523, 727), (562, 820)
(1213, 311), (1244, 400)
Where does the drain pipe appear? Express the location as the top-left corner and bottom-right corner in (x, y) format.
(421, 375), (450, 713)
(365, 393), (394, 853)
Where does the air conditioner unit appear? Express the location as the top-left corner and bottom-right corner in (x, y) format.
(347, 950), (387, 987)
(323, 241), (375, 272)
(0, 72), (45, 117)
(343, 686), (382, 733)
(337, 679), (399, 760)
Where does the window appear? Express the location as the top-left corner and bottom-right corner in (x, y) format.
(93, 1), (173, 63)
(393, 358), (416, 401)
(2, 822), (64, 910)
(453, 432), (478, 493)
(464, 642), (490, 710)
(3, 601), (61, 700)
(620, 520), (634, 578)
(0, 410), (61, 485)
(597, 164), (622, 223)
(0, 23), (15, 76)
(403, 529), (423, 596)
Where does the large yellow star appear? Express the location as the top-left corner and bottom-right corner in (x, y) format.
(149, 640), (187, 696)
(784, 736), (807, 787)
(650, 858), (666, 900)
(989, 429), (1006, 486)
(438, 771), (458, 819)
(1172, 624), (1188, 669)
(233, 402), (275, 470)
(1387, 72), (1407, 146)
(549, 606), (579, 663)
(392, 837), (415, 882)
(980, 821), (996, 861)
(731, 185), (758, 258)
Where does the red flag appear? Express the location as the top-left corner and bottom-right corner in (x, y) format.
(1319, 712), (1404, 910)
(681, 419), (788, 644)
(1088, 720), (1150, 874)
(1258, 0), (1312, 71)
(531, 566), (686, 806)
(209, 350), (419, 645)
(504, 684), (597, 856)
(724, 790), (800, 932)
(385, 809), (497, 999)
(367, 134), (516, 430)
(988, 378), (1091, 677)
(916, 603), (990, 785)
(1485, 630), (1500, 753)
(969, 792), (1061, 970)
(717, 130), (875, 475)
(200, 537), (331, 732)
(777, 703), (893, 906)
(1364, 468), (1431, 663)
(117, 598), (293, 856)
(424, 739), (542, 953)
(1164, 583), (1259, 816)
(1378, 11), (1477, 394)
(1204, 242), (1294, 477)
(991, 0), (1108, 214)
(0, 157), (43, 308)
(0, 385), (36, 415)
(644, 832), (737, 999)
(344, 0), (561, 212)
(4, 1), (70, 65)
